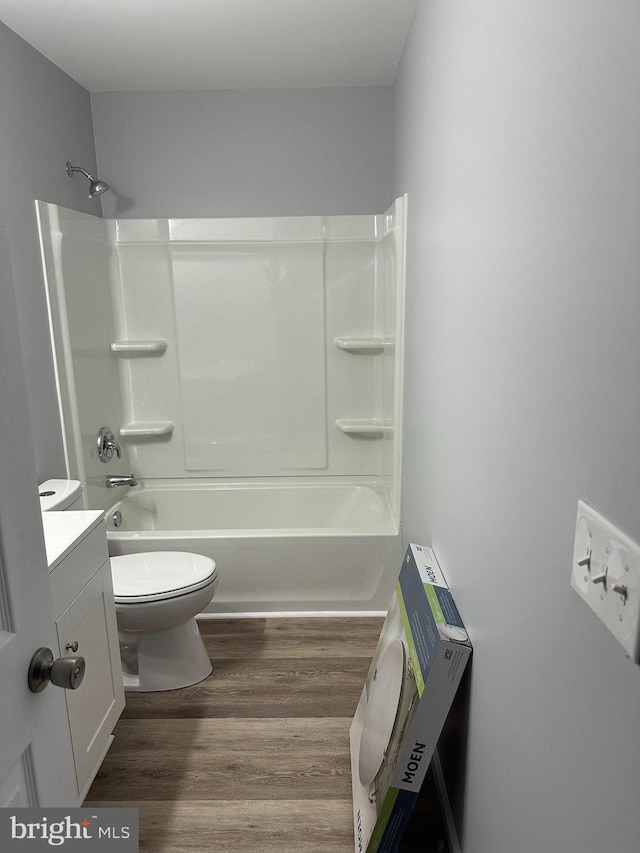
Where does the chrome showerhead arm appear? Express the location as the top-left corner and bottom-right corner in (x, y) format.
(65, 161), (110, 197)
(66, 161), (93, 180)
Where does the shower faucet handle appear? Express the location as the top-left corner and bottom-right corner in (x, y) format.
(97, 426), (122, 463)
(105, 437), (121, 458)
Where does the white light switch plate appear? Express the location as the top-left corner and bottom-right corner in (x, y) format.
(571, 500), (640, 663)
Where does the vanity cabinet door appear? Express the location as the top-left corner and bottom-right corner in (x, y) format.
(55, 561), (125, 798)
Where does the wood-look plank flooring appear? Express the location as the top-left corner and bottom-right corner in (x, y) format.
(85, 618), (449, 852)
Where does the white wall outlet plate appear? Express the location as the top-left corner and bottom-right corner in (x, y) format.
(571, 500), (640, 663)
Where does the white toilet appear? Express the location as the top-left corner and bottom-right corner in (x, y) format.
(110, 551), (217, 692)
(39, 479), (218, 692)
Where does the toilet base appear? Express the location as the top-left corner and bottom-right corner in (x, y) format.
(119, 618), (212, 692)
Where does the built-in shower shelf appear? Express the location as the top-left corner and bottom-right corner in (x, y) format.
(119, 422), (175, 439)
(110, 340), (168, 356)
(333, 336), (394, 354)
(335, 419), (391, 438)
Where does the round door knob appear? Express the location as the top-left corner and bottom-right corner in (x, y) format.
(28, 647), (86, 693)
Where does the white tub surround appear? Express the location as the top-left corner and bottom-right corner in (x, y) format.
(104, 201), (406, 503)
(38, 199), (406, 615)
(36, 203), (133, 512)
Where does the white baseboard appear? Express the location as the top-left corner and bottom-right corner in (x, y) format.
(197, 610), (387, 619)
(432, 748), (462, 853)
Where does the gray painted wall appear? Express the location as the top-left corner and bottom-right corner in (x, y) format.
(0, 21), (100, 482)
(393, 3), (640, 852)
(91, 87), (392, 218)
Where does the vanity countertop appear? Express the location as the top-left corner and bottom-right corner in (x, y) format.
(42, 510), (105, 571)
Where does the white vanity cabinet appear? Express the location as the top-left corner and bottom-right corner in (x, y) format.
(43, 511), (125, 802)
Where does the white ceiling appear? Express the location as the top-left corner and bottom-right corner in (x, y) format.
(0, 0), (418, 92)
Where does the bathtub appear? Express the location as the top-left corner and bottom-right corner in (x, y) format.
(106, 479), (401, 615)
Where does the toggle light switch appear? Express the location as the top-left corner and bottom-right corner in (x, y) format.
(612, 582), (628, 603)
(571, 501), (640, 664)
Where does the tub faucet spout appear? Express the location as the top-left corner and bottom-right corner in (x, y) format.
(106, 474), (137, 488)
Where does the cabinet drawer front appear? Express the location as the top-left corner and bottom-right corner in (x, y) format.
(50, 521), (109, 617)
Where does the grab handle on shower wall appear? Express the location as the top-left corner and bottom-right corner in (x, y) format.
(97, 426), (121, 463)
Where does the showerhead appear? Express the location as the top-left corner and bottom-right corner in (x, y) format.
(88, 179), (110, 198)
(66, 161), (110, 199)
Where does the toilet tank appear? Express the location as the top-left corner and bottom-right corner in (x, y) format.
(39, 479), (84, 511)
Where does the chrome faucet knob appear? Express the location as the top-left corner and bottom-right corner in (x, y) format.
(106, 439), (121, 458)
(97, 426), (121, 463)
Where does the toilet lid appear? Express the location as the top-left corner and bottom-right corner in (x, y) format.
(111, 551), (217, 602)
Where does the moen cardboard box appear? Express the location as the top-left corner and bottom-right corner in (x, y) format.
(350, 544), (472, 853)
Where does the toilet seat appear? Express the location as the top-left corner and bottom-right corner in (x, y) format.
(111, 551), (217, 604)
